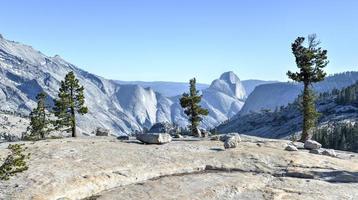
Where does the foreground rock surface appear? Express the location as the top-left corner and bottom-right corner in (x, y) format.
(0, 136), (357, 200)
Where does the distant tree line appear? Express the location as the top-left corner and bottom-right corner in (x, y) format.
(336, 81), (358, 105)
(312, 122), (358, 152)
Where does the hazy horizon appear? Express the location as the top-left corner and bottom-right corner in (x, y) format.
(1, 0), (357, 84)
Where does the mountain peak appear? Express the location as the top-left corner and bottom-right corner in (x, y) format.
(209, 71), (246, 100)
(219, 71), (240, 84)
(53, 54), (62, 59)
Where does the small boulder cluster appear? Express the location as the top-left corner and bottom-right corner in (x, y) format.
(285, 139), (337, 157)
(211, 133), (241, 149)
(94, 127), (110, 136)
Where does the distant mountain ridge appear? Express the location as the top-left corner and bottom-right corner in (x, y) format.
(0, 35), (250, 135)
(241, 80), (279, 96)
(115, 78), (275, 98)
(114, 80), (209, 97)
(240, 71), (358, 115)
(216, 81), (358, 138)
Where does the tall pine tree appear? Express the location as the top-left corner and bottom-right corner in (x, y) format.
(180, 78), (209, 136)
(287, 34), (328, 141)
(27, 92), (51, 140)
(53, 71), (88, 137)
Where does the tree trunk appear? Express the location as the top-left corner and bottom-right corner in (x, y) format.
(42, 107), (46, 139)
(70, 85), (76, 137)
(300, 82), (310, 142)
(71, 106), (76, 137)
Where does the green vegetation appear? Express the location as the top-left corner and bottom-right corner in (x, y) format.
(0, 144), (30, 180)
(336, 81), (358, 105)
(53, 71), (88, 137)
(313, 122), (358, 152)
(26, 92), (52, 140)
(180, 78), (209, 136)
(287, 34), (329, 141)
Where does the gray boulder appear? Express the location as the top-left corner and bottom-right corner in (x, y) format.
(117, 135), (130, 140)
(292, 142), (305, 149)
(173, 134), (184, 139)
(210, 135), (220, 141)
(148, 122), (178, 135)
(285, 144), (298, 151)
(136, 133), (172, 144)
(322, 149), (337, 157)
(309, 149), (324, 155)
(220, 133), (241, 142)
(304, 140), (322, 150)
(95, 127), (109, 136)
(224, 137), (239, 149)
(201, 129), (210, 138)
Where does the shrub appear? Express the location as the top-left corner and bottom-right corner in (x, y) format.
(0, 144), (30, 180)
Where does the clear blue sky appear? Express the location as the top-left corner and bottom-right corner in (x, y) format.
(1, 0), (357, 83)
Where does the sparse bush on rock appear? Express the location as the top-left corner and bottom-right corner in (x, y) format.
(0, 144), (30, 180)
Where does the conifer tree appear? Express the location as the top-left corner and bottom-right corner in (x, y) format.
(180, 78), (209, 136)
(53, 71), (88, 137)
(287, 34), (329, 141)
(27, 92), (51, 140)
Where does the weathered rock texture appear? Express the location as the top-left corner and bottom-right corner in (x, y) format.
(136, 133), (172, 144)
(0, 136), (357, 200)
(304, 140), (322, 150)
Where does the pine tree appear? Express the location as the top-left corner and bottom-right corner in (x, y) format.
(53, 71), (88, 137)
(26, 92), (51, 140)
(287, 34), (328, 142)
(180, 78), (209, 136)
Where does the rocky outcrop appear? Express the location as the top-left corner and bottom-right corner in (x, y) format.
(0, 136), (357, 200)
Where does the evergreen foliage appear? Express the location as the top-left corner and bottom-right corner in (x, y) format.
(287, 34), (329, 141)
(336, 81), (358, 105)
(180, 78), (209, 136)
(0, 144), (30, 180)
(53, 71), (88, 137)
(26, 92), (51, 140)
(313, 122), (358, 152)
